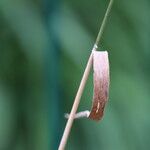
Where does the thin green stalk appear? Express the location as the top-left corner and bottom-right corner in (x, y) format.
(58, 1), (114, 149)
(95, 0), (114, 47)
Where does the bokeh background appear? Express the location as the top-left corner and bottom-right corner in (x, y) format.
(0, 0), (150, 150)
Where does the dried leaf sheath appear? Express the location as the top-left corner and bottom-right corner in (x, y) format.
(89, 51), (110, 121)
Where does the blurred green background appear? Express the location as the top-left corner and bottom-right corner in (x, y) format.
(0, 0), (150, 150)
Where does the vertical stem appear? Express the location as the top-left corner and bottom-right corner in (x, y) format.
(58, 52), (93, 150)
(58, 0), (114, 149)
(95, 0), (114, 47)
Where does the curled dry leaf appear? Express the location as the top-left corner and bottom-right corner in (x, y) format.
(88, 50), (110, 121)
(65, 50), (110, 121)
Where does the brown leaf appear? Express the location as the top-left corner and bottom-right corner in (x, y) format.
(89, 51), (110, 121)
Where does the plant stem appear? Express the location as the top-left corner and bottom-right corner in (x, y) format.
(95, 0), (114, 47)
(58, 52), (93, 150)
(58, 0), (114, 149)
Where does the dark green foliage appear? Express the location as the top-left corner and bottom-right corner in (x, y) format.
(0, 0), (150, 150)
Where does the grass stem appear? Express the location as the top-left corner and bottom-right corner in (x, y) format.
(58, 0), (114, 149)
